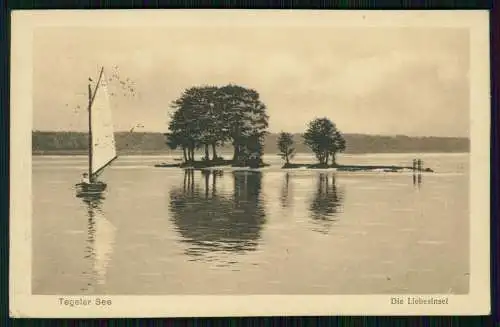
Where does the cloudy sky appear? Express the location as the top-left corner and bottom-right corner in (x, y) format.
(33, 25), (470, 137)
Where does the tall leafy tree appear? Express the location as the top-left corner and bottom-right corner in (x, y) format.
(303, 118), (346, 166)
(185, 85), (230, 161)
(277, 132), (295, 164)
(165, 130), (188, 162)
(167, 86), (220, 161)
(239, 133), (265, 167)
(329, 130), (346, 166)
(165, 113), (188, 161)
(166, 87), (203, 162)
(219, 84), (269, 164)
(167, 84), (269, 164)
(205, 86), (228, 160)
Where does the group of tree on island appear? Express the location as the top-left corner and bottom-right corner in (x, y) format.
(277, 118), (346, 167)
(166, 85), (269, 167)
(166, 84), (346, 168)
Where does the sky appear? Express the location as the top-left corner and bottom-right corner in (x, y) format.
(32, 25), (470, 137)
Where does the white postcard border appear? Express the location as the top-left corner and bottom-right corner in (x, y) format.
(9, 10), (491, 317)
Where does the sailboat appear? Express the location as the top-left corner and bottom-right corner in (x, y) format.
(76, 67), (118, 196)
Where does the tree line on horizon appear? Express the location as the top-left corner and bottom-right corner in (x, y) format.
(165, 84), (347, 167)
(31, 130), (471, 155)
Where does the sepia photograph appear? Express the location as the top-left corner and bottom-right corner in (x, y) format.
(10, 10), (490, 317)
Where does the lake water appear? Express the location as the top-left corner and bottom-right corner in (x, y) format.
(32, 153), (469, 295)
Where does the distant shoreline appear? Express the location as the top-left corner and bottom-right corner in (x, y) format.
(32, 150), (470, 156)
(32, 131), (470, 155)
(32, 150), (174, 156)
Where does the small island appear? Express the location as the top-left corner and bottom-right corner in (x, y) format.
(155, 84), (434, 173)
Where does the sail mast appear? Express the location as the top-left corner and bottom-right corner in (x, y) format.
(88, 82), (93, 182)
(87, 67), (105, 182)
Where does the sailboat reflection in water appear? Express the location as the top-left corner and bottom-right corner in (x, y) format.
(169, 170), (266, 264)
(79, 192), (116, 293)
(76, 67), (118, 197)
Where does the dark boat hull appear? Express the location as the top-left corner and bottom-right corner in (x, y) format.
(75, 182), (107, 197)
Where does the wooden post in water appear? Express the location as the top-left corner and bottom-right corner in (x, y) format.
(413, 158), (424, 187)
(417, 159), (423, 172)
(417, 158), (423, 187)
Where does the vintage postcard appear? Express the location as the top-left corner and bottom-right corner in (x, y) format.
(10, 10), (490, 317)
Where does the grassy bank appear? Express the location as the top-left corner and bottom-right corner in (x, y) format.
(154, 160), (433, 172)
(154, 158), (270, 169)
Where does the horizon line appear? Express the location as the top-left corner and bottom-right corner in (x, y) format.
(31, 129), (471, 139)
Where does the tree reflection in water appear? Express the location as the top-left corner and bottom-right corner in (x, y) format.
(280, 172), (292, 209)
(169, 169), (266, 264)
(308, 173), (344, 234)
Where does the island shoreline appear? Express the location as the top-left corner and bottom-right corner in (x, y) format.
(153, 160), (434, 172)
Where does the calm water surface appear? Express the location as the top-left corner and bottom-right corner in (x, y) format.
(32, 153), (469, 294)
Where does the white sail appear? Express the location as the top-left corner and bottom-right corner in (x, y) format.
(90, 70), (117, 176)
